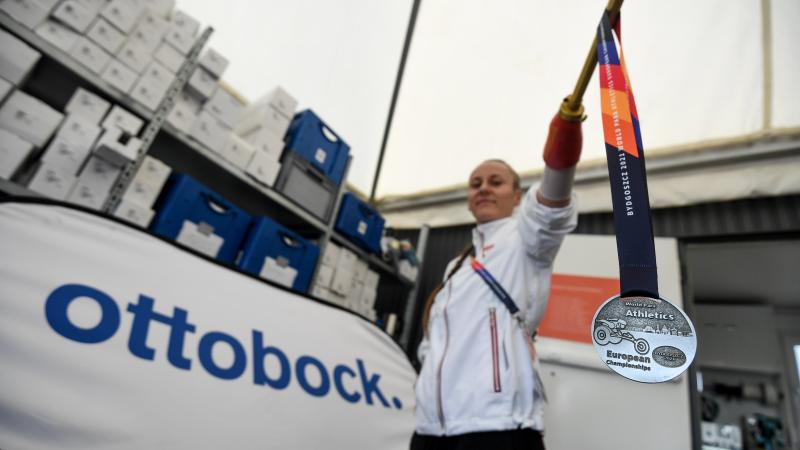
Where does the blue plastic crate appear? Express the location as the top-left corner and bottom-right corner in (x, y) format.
(150, 173), (251, 264)
(237, 217), (320, 293)
(334, 193), (385, 254)
(284, 109), (349, 185)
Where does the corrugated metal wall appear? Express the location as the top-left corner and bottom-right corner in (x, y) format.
(392, 194), (800, 363)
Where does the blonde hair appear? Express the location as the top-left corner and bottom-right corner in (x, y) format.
(480, 159), (521, 191)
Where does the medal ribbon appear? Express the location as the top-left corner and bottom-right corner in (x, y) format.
(597, 12), (659, 298)
(470, 256), (520, 315)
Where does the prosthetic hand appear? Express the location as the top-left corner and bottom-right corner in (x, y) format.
(537, 98), (584, 207)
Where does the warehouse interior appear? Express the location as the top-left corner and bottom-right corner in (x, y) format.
(1, 0), (798, 449)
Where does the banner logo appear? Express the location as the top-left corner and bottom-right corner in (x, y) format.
(45, 283), (404, 409)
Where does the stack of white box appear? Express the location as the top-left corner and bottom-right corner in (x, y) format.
(311, 242), (380, 321)
(0, 29), (50, 180)
(186, 48), (243, 160)
(15, 0), (191, 114)
(113, 155), (171, 227)
(238, 87), (296, 187)
(1, 0), (60, 29)
(66, 96), (148, 210)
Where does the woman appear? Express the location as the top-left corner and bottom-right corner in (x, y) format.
(411, 114), (582, 450)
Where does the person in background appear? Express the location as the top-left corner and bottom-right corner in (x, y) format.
(411, 108), (583, 450)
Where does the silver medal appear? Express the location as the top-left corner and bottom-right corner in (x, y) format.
(592, 295), (696, 383)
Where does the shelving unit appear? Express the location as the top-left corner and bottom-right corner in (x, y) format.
(0, 8), (424, 337)
(0, 11), (153, 120)
(158, 122), (328, 233)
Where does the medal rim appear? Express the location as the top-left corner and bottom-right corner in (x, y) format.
(591, 293), (697, 384)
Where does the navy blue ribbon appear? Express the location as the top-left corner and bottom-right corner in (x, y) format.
(597, 12), (660, 298)
(470, 256), (520, 315)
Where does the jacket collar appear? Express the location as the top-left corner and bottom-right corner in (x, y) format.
(471, 215), (514, 251)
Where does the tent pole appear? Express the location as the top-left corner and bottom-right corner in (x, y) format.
(369, 0), (422, 205)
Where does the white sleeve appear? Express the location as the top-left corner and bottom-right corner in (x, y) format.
(517, 184), (578, 265)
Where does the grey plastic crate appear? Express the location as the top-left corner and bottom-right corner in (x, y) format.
(274, 150), (337, 222)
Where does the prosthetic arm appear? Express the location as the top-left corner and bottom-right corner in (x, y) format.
(537, 98), (583, 207)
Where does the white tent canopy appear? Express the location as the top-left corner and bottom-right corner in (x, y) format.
(177, 0), (800, 226)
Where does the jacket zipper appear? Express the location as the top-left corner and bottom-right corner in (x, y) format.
(436, 282), (452, 430)
(489, 307), (502, 392)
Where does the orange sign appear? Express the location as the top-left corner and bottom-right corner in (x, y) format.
(538, 274), (620, 344)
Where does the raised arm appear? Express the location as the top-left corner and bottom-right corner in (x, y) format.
(537, 106), (583, 207)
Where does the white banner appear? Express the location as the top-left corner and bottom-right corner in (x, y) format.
(0, 200), (416, 450)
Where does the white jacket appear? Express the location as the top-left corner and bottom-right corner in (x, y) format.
(415, 187), (577, 436)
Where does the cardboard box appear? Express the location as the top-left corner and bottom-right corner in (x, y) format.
(204, 87), (245, 128)
(131, 155), (171, 186)
(85, 17), (125, 54)
(169, 9), (199, 36)
(65, 87), (110, 124)
(239, 126), (285, 160)
(120, 156), (170, 207)
(153, 41), (184, 73)
(129, 20), (165, 53)
(0, 128), (34, 179)
(40, 135), (93, 175)
(94, 126), (142, 167)
(329, 291), (347, 308)
(244, 149), (281, 187)
(0, 29), (41, 84)
(27, 163), (77, 200)
(236, 104), (291, 139)
(100, 0), (143, 34)
(117, 39), (151, 74)
(101, 105), (144, 135)
(220, 134), (254, 169)
(101, 58), (138, 93)
(321, 241), (341, 267)
(66, 155), (122, 209)
(35, 20), (81, 52)
(163, 26), (193, 55)
(74, 0), (104, 14)
(0, 0), (51, 29)
(330, 268), (354, 297)
(141, 61), (175, 91)
(348, 279), (365, 303)
(69, 36), (111, 74)
(315, 264), (334, 289)
(311, 285), (331, 302)
(139, 0), (175, 18)
(52, 0), (96, 33)
(198, 47), (228, 79)
(120, 177), (162, 209)
(166, 92), (200, 134)
(0, 90), (64, 147)
(359, 287), (378, 315)
(353, 258), (368, 283)
(337, 247), (357, 273)
(186, 67), (217, 100)
(189, 111), (231, 154)
(253, 86), (297, 119)
(129, 74), (169, 112)
(137, 9), (170, 35)
(113, 199), (155, 227)
(55, 114), (102, 149)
